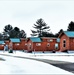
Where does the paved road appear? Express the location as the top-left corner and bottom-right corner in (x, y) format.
(10, 55), (74, 74)
(0, 54), (74, 73)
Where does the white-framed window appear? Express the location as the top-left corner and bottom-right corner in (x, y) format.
(47, 43), (50, 47)
(55, 43), (58, 49)
(50, 39), (53, 42)
(16, 43), (19, 45)
(47, 39), (53, 42)
(63, 39), (66, 47)
(36, 43), (41, 46)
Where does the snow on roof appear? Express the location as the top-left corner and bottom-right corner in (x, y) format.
(64, 31), (74, 37)
(10, 38), (20, 43)
(30, 37), (41, 42)
(0, 41), (4, 44)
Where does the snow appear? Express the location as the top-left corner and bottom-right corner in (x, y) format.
(0, 51), (74, 74)
(2, 51), (74, 63)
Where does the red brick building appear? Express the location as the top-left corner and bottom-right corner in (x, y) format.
(0, 41), (5, 50)
(59, 31), (74, 52)
(27, 37), (60, 52)
(41, 37), (60, 52)
(27, 37), (42, 52)
(9, 38), (21, 50)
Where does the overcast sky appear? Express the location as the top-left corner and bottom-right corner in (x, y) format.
(0, 0), (74, 37)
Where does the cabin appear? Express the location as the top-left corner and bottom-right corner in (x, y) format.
(27, 37), (60, 53)
(27, 37), (42, 52)
(59, 31), (74, 52)
(41, 37), (60, 52)
(0, 41), (5, 50)
(9, 38), (21, 50)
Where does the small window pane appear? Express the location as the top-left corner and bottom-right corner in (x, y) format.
(50, 39), (53, 42)
(63, 44), (66, 47)
(55, 43), (58, 49)
(47, 39), (53, 42)
(36, 43), (41, 46)
(63, 40), (66, 43)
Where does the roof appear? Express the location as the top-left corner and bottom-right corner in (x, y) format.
(0, 41), (5, 44)
(10, 38), (20, 43)
(30, 37), (41, 42)
(64, 31), (74, 37)
(41, 37), (57, 39)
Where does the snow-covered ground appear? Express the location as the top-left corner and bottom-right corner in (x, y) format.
(1, 51), (74, 63)
(0, 51), (74, 74)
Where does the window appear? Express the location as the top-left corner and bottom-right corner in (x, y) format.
(63, 39), (66, 47)
(36, 43), (41, 46)
(63, 44), (66, 47)
(50, 39), (53, 42)
(16, 43), (19, 45)
(47, 39), (53, 42)
(47, 43), (50, 47)
(25, 43), (27, 45)
(55, 43), (58, 49)
(29, 43), (31, 46)
(63, 40), (66, 43)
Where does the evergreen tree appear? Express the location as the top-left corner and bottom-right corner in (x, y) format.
(55, 29), (63, 37)
(4, 24), (13, 32)
(67, 21), (74, 31)
(19, 30), (26, 38)
(31, 18), (50, 37)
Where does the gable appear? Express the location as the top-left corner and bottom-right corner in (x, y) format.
(59, 31), (74, 38)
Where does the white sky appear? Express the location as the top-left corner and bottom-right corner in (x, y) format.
(0, 0), (74, 37)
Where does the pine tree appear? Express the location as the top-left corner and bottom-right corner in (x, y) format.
(31, 18), (50, 37)
(67, 21), (74, 31)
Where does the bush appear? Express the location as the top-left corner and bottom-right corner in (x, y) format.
(8, 49), (13, 53)
(52, 50), (56, 53)
(28, 51), (32, 53)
